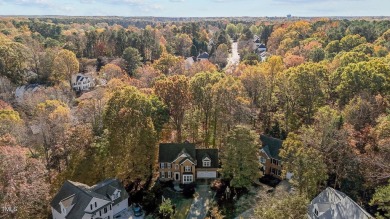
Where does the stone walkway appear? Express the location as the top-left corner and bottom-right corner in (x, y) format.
(186, 185), (213, 219)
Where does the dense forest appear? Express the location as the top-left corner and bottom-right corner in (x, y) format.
(0, 16), (390, 218)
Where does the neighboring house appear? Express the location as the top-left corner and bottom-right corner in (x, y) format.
(259, 134), (292, 180)
(308, 187), (374, 219)
(197, 52), (209, 61)
(259, 51), (271, 62)
(158, 143), (218, 184)
(51, 179), (129, 219)
(71, 73), (95, 91)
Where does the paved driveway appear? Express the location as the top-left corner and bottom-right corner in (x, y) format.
(226, 42), (240, 68)
(186, 185), (213, 219)
(114, 206), (144, 219)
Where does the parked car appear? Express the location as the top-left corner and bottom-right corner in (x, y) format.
(132, 203), (143, 217)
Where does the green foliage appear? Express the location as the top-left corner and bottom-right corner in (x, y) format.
(159, 198), (174, 219)
(280, 133), (328, 198)
(104, 86), (167, 183)
(51, 49), (79, 84)
(221, 125), (259, 189)
(370, 180), (390, 219)
(123, 46), (142, 76)
(336, 59), (390, 105)
(340, 34), (367, 51)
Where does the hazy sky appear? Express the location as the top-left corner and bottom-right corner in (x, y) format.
(0, 0), (389, 17)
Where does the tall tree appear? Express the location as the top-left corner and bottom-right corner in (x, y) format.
(51, 49), (79, 85)
(154, 75), (191, 142)
(280, 133), (328, 198)
(104, 86), (168, 183)
(122, 46), (142, 76)
(221, 126), (259, 189)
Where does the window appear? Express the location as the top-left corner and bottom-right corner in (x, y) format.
(110, 205), (112, 210)
(271, 168), (281, 176)
(271, 159), (280, 166)
(90, 204), (92, 210)
(168, 171), (172, 178)
(160, 171), (165, 178)
(99, 210), (101, 216)
(203, 160), (211, 167)
(160, 163), (165, 169)
(104, 207), (107, 213)
(175, 164), (179, 170)
(260, 157), (266, 164)
(95, 202), (97, 207)
(183, 175), (193, 183)
(314, 209), (319, 216)
(167, 163), (171, 169)
(185, 166), (191, 172)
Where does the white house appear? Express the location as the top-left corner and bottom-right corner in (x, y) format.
(51, 179), (128, 219)
(197, 52), (209, 62)
(308, 187), (374, 219)
(71, 73), (94, 91)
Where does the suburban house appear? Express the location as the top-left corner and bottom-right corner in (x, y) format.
(51, 179), (129, 219)
(158, 143), (219, 184)
(259, 134), (292, 180)
(308, 187), (374, 219)
(197, 52), (209, 61)
(71, 73), (95, 91)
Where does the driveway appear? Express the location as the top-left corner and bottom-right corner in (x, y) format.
(186, 184), (213, 219)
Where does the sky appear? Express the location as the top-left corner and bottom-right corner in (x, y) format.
(0, 0), (389, 17)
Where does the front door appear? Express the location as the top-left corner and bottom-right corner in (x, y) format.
(174, 172), (180, 181)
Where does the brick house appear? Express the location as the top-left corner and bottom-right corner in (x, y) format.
(158, 143), (218, 184)
(259, 134), (293, 180)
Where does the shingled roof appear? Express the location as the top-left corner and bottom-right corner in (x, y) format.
(308, 187), (374, 219)
(260, 134), (283, 160)
(91, 178), (129, 205)
(158, 143), (196, 163)
(51, 179), (128, 219)
(196, 149), (219, 168)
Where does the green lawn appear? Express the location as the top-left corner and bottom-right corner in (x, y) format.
(162, 188), (193, 219)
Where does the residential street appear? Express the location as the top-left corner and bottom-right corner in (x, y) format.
(186, 185), (213, 219)
(226, 41), (240, 68)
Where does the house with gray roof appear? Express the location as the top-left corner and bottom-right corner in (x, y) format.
(197, 52), (209, 61)
(51, 179), (128, 219)
(308, 187), (374, 219)
(158, 143), (219, 184)
(71, 73), (95, 92)
(259, 134), (292, 180)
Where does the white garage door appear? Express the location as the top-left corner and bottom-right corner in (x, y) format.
(197, 171), (217, 178)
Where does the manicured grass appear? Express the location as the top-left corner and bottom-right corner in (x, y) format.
(162, 187), (193, 219)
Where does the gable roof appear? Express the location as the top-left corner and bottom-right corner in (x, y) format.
(260, 134), (283, 160)
(196, 149), (219, 168)
(91, 178), (129, 206)
(51, 179), (128, 219)
(159, 143), (196, 163)
(308, 187), (373, 219)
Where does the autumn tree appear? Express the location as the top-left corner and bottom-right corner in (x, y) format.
(51, 49), (79, 85)
(0, 145), (49, 219)
(0, 35), (30, 84)
(104, 86), (168, 183)
(280, 133), (328, 198)
(35, 100), (71, 179)
(190, 71), (223, 147)
(221, 126), (259, 189)
(99, 63), (125, 81)
(154, 75), (191, 142)
(254, 190), (309, 219)
(153, 52), (183, 75)
(214, 43), (229, 68)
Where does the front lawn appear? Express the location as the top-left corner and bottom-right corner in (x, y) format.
(162, 187), (193, 219)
